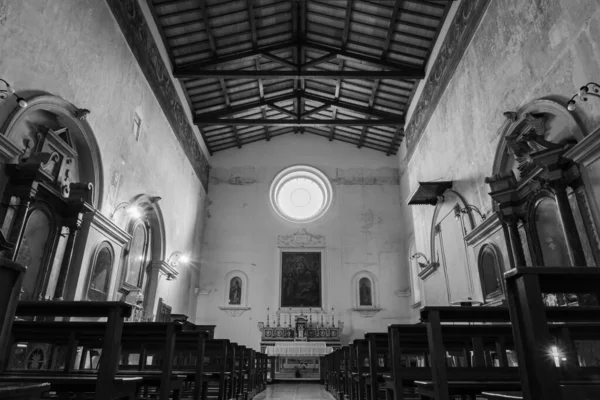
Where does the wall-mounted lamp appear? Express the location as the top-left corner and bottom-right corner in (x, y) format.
(410, 252), (432, 268)
(166, 251), (190, 280)
(567, 82), (600, 111)
(454, 204), (486, 221)
(109, 201), (143, 221)
(0, 79), (27, 108)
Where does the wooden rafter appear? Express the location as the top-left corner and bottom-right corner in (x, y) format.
(196, 119), (403, 127)
(386, 126), (404, 156)
(175, 70), (424, 79)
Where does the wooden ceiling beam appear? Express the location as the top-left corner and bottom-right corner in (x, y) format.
(266, 102), (297, 118)
(199, 0), (216, 55)
(302, 92), (403, 120)
(382, 0), (404, 54)
(246, 0), (258, 46)
(175, 70), (423, 79)
(196, 119), (403, 127)
(194, 92), (297, 120)
(260, 52), (296, 69)
(301, 103), (331, 118)
(304, 41), (423, 74)
(301, 52), (338, 70)
(358, 78), (380, 148)
(386, 126), (404, 156)
(174, 41), (295, 71)
(342, 0), (353, 48)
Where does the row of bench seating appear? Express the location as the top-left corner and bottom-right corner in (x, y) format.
(322, 267), (600, 400)
(0, 262), (268, 400)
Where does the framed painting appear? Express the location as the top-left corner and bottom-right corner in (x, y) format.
(280, 251), (322, 308)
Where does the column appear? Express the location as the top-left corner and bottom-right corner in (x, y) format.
(552, 181), (586, 266)
(53, 226), (79, 300)
(504, 214), (527, 268)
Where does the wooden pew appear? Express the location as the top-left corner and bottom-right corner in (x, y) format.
(0, 382), (50, 400)
(197, 339), (230, 400)
(0, 257), (25, 366)
(0, 301), (139, 400)
(417, 308), (520, 400)
(348, 343), (357, 400)
(418, 305), (600, 400)
(502, 267), (600, 400)
(340, 346), (351, 400)
(6, 321), (186, 400)
(365, 333), (391, 400)
(352, 339), (369, 400)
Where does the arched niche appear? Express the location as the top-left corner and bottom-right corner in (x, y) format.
(219, 270), (251, 317)
(0, 94), (104, 208)
(114, 194), (166, 320)
(351, 271), (380, 317)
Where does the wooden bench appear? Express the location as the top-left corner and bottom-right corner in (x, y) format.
(0, 382), (50, 400)
(418, 307), (521, 400)
(504, 267), (600, 400)
(365, 333), (391, 400)
(1, 301), (139, 400)
(352, 339), (369, 400)
(6, 321), (186, 400)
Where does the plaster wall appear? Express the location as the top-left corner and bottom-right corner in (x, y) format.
(198, 134), (410, 349)
(403, 0), (600, 306)
(0, 0), (205, 319)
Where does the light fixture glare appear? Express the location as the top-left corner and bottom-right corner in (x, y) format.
(179, 255), (190, 264)
(126, 205), (142, 219)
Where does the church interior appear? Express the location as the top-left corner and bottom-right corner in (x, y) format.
(1, 0), (600, 399)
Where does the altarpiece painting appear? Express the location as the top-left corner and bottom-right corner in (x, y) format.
(281, 251), (321, 308)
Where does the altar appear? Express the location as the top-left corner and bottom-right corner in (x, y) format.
(258, 309), (343, 381)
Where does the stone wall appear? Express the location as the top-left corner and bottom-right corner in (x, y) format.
(403, 0), (600, 308)
(199, 134), (410, 349)
(0, 0), (206, 319)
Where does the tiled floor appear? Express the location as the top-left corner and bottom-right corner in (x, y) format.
(253, 383), (335, 399)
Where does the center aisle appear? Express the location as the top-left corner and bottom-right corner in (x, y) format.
(253, 383), (335, 400)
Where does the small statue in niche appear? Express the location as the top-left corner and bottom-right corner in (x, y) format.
(359, 278), (372, 306)
(229, 277), (242, 305)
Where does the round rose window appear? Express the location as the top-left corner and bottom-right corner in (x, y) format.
(270, 166), (332, 223)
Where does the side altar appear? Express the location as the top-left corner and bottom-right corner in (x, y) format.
(258, 308), (343, 381)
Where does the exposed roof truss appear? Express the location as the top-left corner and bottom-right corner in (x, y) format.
(148, 0), (454, 154)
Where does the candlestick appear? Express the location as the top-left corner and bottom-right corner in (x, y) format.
(309, 308), (312, 325)
(277, 311), (280, 327)
(320, 312), (324, 327)
(266, 307), (270, 327)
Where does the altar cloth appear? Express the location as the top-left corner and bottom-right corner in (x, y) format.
(266, 342), (332, 356)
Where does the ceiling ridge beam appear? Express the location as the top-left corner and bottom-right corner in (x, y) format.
(196, 120), (404, 127)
